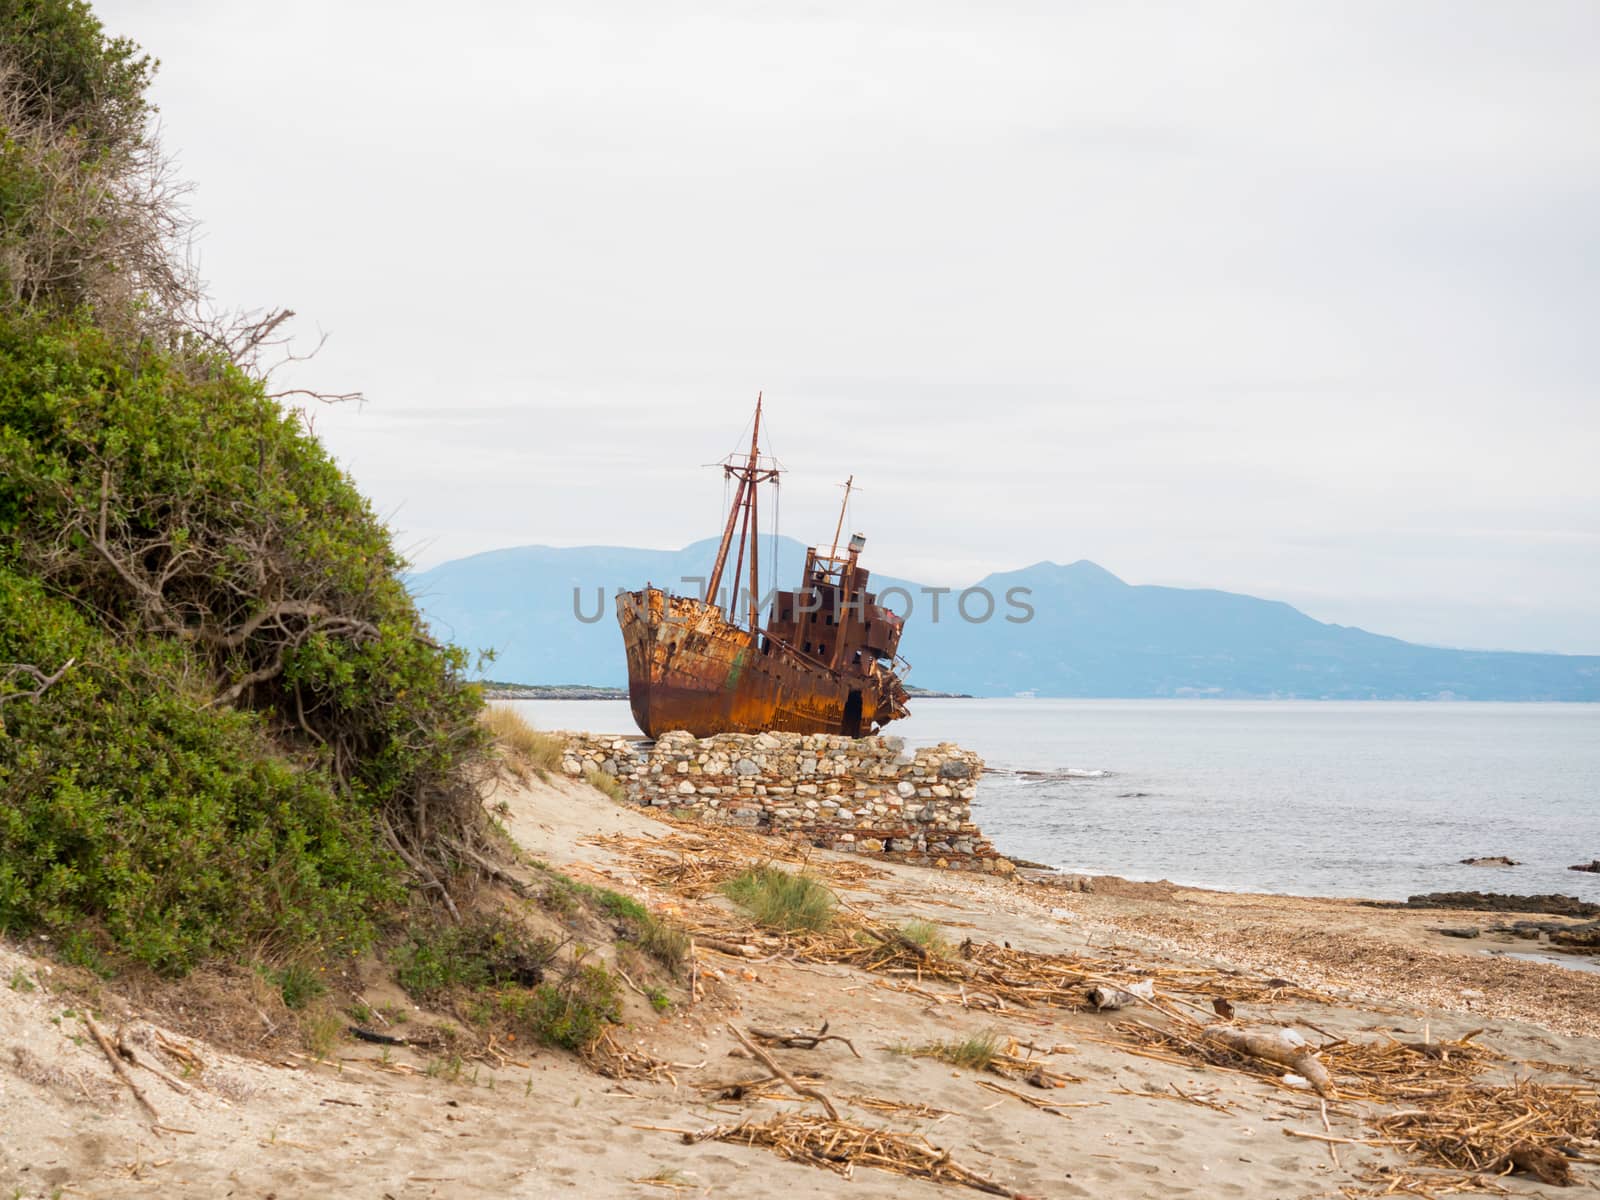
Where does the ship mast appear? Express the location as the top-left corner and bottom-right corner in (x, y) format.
(826, 475), (854, 564)
(704, 395), (781, 629)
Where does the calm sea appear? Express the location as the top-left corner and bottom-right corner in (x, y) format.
(502, 698), (1600, 903)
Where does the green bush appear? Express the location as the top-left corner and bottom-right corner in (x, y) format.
(0, 314), (485, 847)
(394, 916), (553, 1001)
(270, 963), (328, 1010)
(0, 568), (398, 972)
(0, 311), (487, 971)
(0, 8), (486, 979)
(499, 964), (621, 1051)
(721, 865), (836, 933)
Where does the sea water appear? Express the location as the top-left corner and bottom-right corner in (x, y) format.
(503, 698), (1600, 903)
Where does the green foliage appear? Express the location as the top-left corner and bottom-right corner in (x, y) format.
(0, 0), (153, 148)
(899, 919), (951, 958)
(394, 916), (553, 1002)
(0, 310), (487, 972)
(270, 963), (327, 1010)
(592, 888), (647, 923)
(897, 1030), (1003, 1072)
(498, 964), (621, 1051)
(0, 315), (485, 843)
(0, 567), (398, 972)
(0, 6), (486, 982)
(721, 865), (836, 933)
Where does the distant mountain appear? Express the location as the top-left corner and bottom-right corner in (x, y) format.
(408, 540), (1600, 701)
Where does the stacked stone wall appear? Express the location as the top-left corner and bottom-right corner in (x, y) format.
(561, 730), (1012, 874)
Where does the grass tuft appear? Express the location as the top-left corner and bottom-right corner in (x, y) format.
(480, 707), (566, 779)
(299, 1007), (345, 1060)
(583, 767), (627, 803)
(721, 865), (835, 933)
(895, 1029), (1003, 1072)
(899, 919), (951, 958)
(269, 962), (328, 1010)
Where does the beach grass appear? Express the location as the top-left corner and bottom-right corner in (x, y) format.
(721, 865), (836, 932)
(895, 1029), (1003, 1072)
(480, 707), (566, 778)
(898, 918), (952, 958)
(584, 767), (627, 802)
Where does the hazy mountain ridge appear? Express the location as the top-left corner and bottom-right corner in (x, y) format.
(409, 538), (1600, 700)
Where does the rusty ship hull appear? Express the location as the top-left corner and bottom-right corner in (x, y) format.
(617, 588), (907, 738)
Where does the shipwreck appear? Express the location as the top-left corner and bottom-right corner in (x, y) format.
(616, 398), (911, 738)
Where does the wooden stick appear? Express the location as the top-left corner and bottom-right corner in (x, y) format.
(726, 1023), (838, 1120)
(84, 1015), (159, 1120)
(747, 1024), (862, 1058)
(1319, 1098), (1339, 1168)
(1283, 1129), (1400, 1147)
(115, 1027), (193, 1097)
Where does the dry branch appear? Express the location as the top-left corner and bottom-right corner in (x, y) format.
(727, 1023), (838, 1120)
(84, 1015), (159, 1120)
(681, 1112), (1028, 1197)
(748, 1022), (861, 1058)
(1201, 1025), (1335, 1098)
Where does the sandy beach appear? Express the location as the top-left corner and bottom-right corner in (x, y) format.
(3, 769), (1596, 1199)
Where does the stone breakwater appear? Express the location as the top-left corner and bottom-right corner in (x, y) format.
(560, 730), (1014, 874)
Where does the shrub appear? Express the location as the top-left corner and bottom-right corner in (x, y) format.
(394, 916), (553, 1002)
(0, 311), (487, 969)
(499, 963), (621, 1051)
(0, 568), (398, 972)
(0, 8), (488, 976)
(721, 866), (835, 933)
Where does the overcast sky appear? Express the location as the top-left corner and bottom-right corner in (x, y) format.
(101, 1), (1598, 654)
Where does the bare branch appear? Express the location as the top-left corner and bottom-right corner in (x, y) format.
(0, 659), (76, 725)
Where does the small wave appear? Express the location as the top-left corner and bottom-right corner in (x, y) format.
(1008, 767), (1112, 781)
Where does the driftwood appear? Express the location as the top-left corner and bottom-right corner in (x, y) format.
(115, 1027), (193, 1096)
(680, 1112), (1029, 1197)
(1505, 1142), (1572, 1186)
(1202, 1024), (1334, 1098)
(747, 1022), (861, 1058)
(1086, 979), (1154, 1011)
(726, 1023), (839, 1120)
(84, 1015), (159, 1119)
(699, 936), (761, 958)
